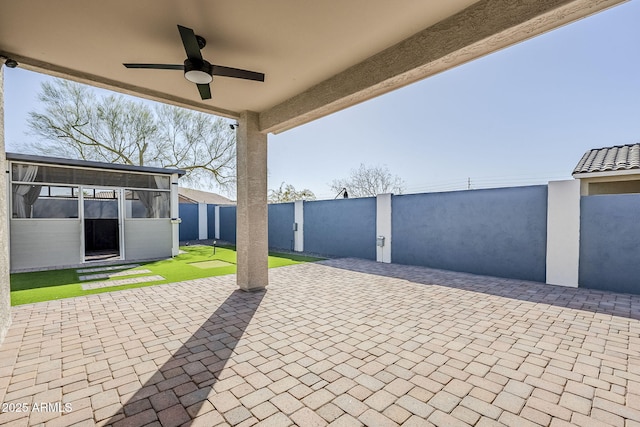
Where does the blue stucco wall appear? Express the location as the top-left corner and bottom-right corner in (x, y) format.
(179, 203), (199, 241)
(392, 186), (548, 282)
(268, 203), (295, 251)
(304, 198), (376, 260)
(207, 205), (216, 239)
(219, 206), (237, 243)
(580, 194), (640, 294)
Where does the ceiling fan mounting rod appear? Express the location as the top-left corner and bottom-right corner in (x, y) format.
(195, 35), (206, 49)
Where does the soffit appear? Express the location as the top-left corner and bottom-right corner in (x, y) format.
(0, 0), (478, 115)
(0, 0), (627, 133)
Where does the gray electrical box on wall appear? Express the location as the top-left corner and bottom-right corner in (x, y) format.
(293, 222), (298, 231)
(376, 236), (385, 247)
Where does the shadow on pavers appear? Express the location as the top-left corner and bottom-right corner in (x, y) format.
(107, 289), (265, 426)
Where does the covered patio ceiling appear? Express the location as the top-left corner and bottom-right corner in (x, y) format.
(0, 0), (627, 134)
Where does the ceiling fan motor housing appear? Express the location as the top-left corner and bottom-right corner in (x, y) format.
(184, 58), (213, 84)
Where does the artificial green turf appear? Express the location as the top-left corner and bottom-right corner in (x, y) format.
(10, 245), (323, 306)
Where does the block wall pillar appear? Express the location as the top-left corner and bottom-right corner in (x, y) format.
(376, 193), (392, 263)
(236, 111), (268, 291)
(546, 180), (581, 287)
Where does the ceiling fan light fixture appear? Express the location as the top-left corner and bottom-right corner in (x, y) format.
(184, 59), (213, 84)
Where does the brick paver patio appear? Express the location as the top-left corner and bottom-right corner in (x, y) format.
(1, 258), (640, 426)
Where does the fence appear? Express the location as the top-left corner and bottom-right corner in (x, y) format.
(178, 181), (640, 295)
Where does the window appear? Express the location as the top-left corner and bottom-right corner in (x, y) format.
(126, 190), (170, 218)
(12, 163), (170, 189)
(13, 184), (79, 218)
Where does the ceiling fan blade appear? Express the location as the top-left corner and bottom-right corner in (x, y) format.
(123, 63), (184, 70)
(178, 25), (203, 60)
(197, 84), (211, 100)
(212, 65), (265, 82)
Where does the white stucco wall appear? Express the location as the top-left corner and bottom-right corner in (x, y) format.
(198, 203), (208, 240)
(546, 180), (580, 287)
(294, 200), (304, 252)
(376, 193), (392, 263)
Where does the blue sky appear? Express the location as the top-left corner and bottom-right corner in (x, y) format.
(4, 1), (640, 199)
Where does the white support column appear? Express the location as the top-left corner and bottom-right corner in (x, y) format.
(170, 173), (180, 257)
(546, 180), (581, 287)
(293, 200), (304, 252)
(214, 205), (220, 239)
(0, 64), (11, 346)
(236, 111), (268, 291)
(198, 203), (208, 240)
(376, 193), (392, 263)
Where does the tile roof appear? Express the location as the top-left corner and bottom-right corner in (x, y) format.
(573, 143), (640, 175)
(178, 187), (235, 205)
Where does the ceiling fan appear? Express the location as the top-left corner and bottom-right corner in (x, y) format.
(124, 25), (265, 100)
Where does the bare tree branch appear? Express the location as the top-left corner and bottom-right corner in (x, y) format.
(330, 164), (405, 197)
(27, 79), (236, 194)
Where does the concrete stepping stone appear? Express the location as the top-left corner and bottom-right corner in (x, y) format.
(77, 264), (140, 274)
(78, 269), (152, 281)
(81, 275), (165, 290)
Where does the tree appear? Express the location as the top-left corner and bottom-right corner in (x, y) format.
(330, 163), (405, 197)
(26, 79), (236, 191)
(268, 182), (316, 203)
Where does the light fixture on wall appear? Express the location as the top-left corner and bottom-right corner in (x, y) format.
(334, 188), (348, 199)
(2, 57), (18, 68)
(229, 122), (239, 130)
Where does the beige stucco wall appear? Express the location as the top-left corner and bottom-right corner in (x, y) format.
(580, 175), (640, 196)
(589, 180), (640, 195)
(0, 65), (11, 346)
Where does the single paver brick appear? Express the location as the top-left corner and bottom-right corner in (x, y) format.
(224, 405), (252, 425)
(451, 405), (481, 425)
(460, 396), (502, 419)
(396, 395), (433, 418)
(91, 389), (121, 410)
(326, 377), (356, 396)
(271, 392), (303, 415)
(149, 390), (179, 412)
(493, 391), (525, 413)
(303, 389), (335, 410)
(358, 409), (396, 427)
(384, 378), (414, 397)
(354, 374), (385, 392)
(527, 396), (572, 420)
(383, 404), (412, 424)
(317, 402), (344, 423)
(363, 389), (396, 412)
(444, 378), (474, 398)
(429, 409), (472, 427)
(113, 408), (158, 427)
(157, 403), (191, 427)
(255, 412), (293, 427)
(210, 390), (241, 413)
(429, 390), (461, 413)
(241, 387), (275, 408)
(123, 397), (152, 416)
(333, 394), (369, 417)
(180, 386), (212, 407)
(520, 406), (552, 426)
(559, 392), (592, 415)
(291, 407), (327, 427)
